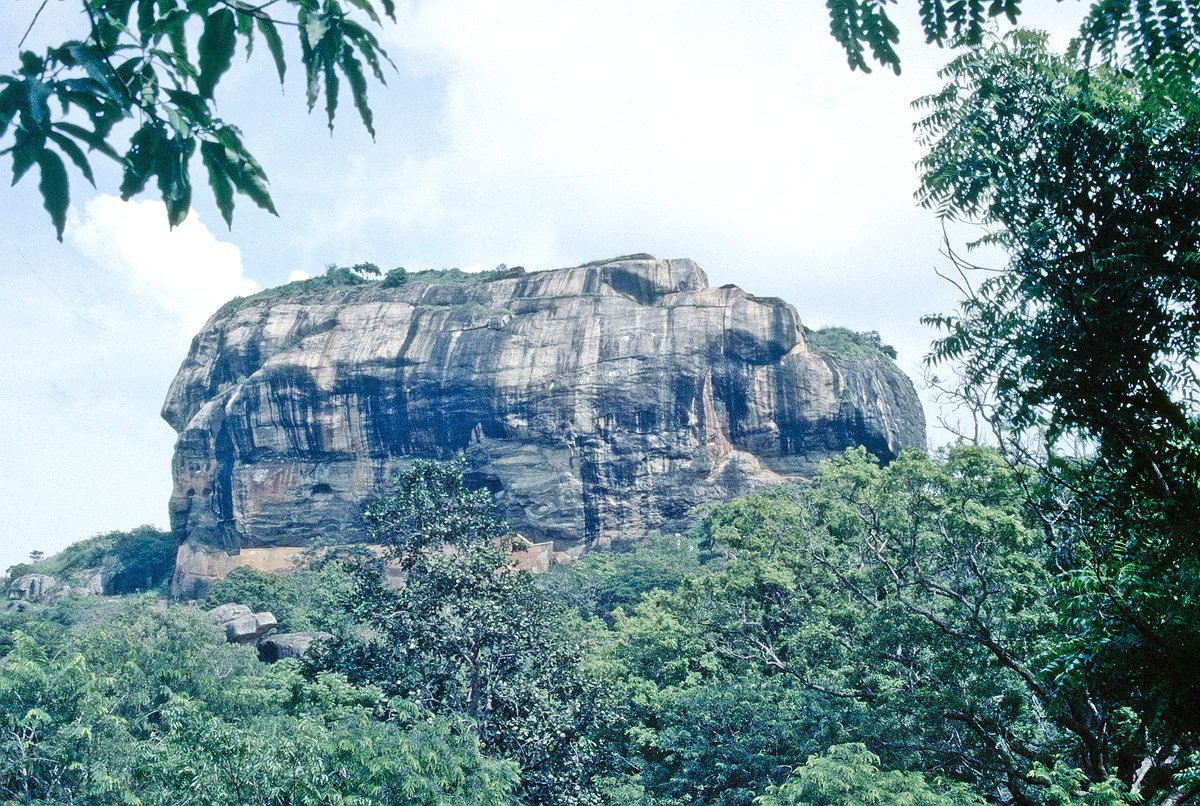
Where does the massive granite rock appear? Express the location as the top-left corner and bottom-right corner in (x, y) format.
(165, 257), (925, 597)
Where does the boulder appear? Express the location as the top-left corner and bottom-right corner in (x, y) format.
(207, 603), (277, 643)
(258, 631), (333, 662)
(8, 573), (56, 601)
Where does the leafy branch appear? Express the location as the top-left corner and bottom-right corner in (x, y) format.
(2, 0), (394, 240)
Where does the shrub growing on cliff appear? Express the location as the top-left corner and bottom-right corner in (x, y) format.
(381, 266), (409, 287)
(806, 327), (898, 360)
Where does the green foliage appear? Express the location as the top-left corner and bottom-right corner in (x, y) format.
(581, 253), (657, 267)
(403, 265), (525, 285)
(216, 260), (379, 315)
(806, 327), (898, 361)
(539, 533), (704, 623)
(106, 525), (176, 593)
(311, 458), (611, 806)
(2, 0), (393, 239)
(381, 266), (409, 286)
(133, 685), (518, 806)
(597, 446), (1149, 806)
(917, 29), (1200, 761)
(205, 560), (360, 633)
(3, 525), (174, 594)
(0, 630), (129, 804)
(824, 0), (1200, 102)
(757, 743), (985, 806)
(365, 456), (508, 563)
(0, 594), (518, 804)
(217, 263), (520, 316)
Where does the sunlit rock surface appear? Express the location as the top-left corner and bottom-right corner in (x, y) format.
(164, 257), (925, 597)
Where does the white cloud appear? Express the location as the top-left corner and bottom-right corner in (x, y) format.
(299, 0), (949, 283)
(288, 269), (313, 282)
(68, 196), (259, 332)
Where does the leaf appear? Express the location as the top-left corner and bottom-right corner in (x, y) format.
(236, 7), (255, 58)
(9, 128), (42, 187)
(66, 42), (126, 102)
(340, 49), (373, 137)
(24, 76), (53, 129)
(155, 134), (194, 227)
(826, 0), (869, 72)
(255, 16), (287, 83)
(0, 81), (24, 139)
(200, 139), (235, 227)
(324, 58), (339, 132)
(305, 14), (330, 50)
(47, 130), (96, 185)
(343, 0), (382, 26)
(37, 149), (69, 240)
(120, 121), (163, 199)
(197, 7), (236, 99)
(137, 0), (158, 45)
(211, 126), (277, 216)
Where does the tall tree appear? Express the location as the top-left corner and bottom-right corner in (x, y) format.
(916, 28), (1200, 799)
(597, 447), (1141, 806)
(309, 458), (611, 806)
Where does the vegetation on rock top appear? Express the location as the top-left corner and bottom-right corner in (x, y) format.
(215, 262), (528, 317)
(806, 326), (899, 361)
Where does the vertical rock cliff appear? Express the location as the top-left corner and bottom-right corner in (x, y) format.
(164, 257), (926, 597)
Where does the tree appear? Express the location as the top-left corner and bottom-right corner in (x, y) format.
(107, 525), (176, 593)
(600, 447), (1153, 806)
(538, 532), (703, 624)
(3, 0), (392, 239)
(916, 29), (1200, 782)
(0, 631), (127, 804)
(308, 458), (612, 806)
(0, 592), (518, 805)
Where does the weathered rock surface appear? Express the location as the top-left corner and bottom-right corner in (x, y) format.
(8, 573), (56, 601)
(208, 603), (277, 643)
(259, 632), (333, 663)
(165, 257), (925, 598)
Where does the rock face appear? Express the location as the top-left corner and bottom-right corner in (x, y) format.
(208, 603), (278, 644)
(165, 257), (925, 598)
(6, 571), (105, 605)
(8, 574), (56, 601)
(259, 632), (333, 663)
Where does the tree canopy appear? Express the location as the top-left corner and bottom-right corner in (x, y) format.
(916, 28), (1200, 757)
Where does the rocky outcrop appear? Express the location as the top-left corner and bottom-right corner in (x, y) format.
(208, 603), (277, 643)
(6, 570), (105, 605)
(259, 632), (333, 663)
(8, 574), (56, 601)
(165, 256), (925, 598)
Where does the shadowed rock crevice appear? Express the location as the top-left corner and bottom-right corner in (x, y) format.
(164, 257), (926, 598)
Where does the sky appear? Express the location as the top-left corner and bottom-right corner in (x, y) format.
(0, 0), (1088, 574)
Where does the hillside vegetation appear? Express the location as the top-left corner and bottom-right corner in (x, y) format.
(3, 443), (1197, 806)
